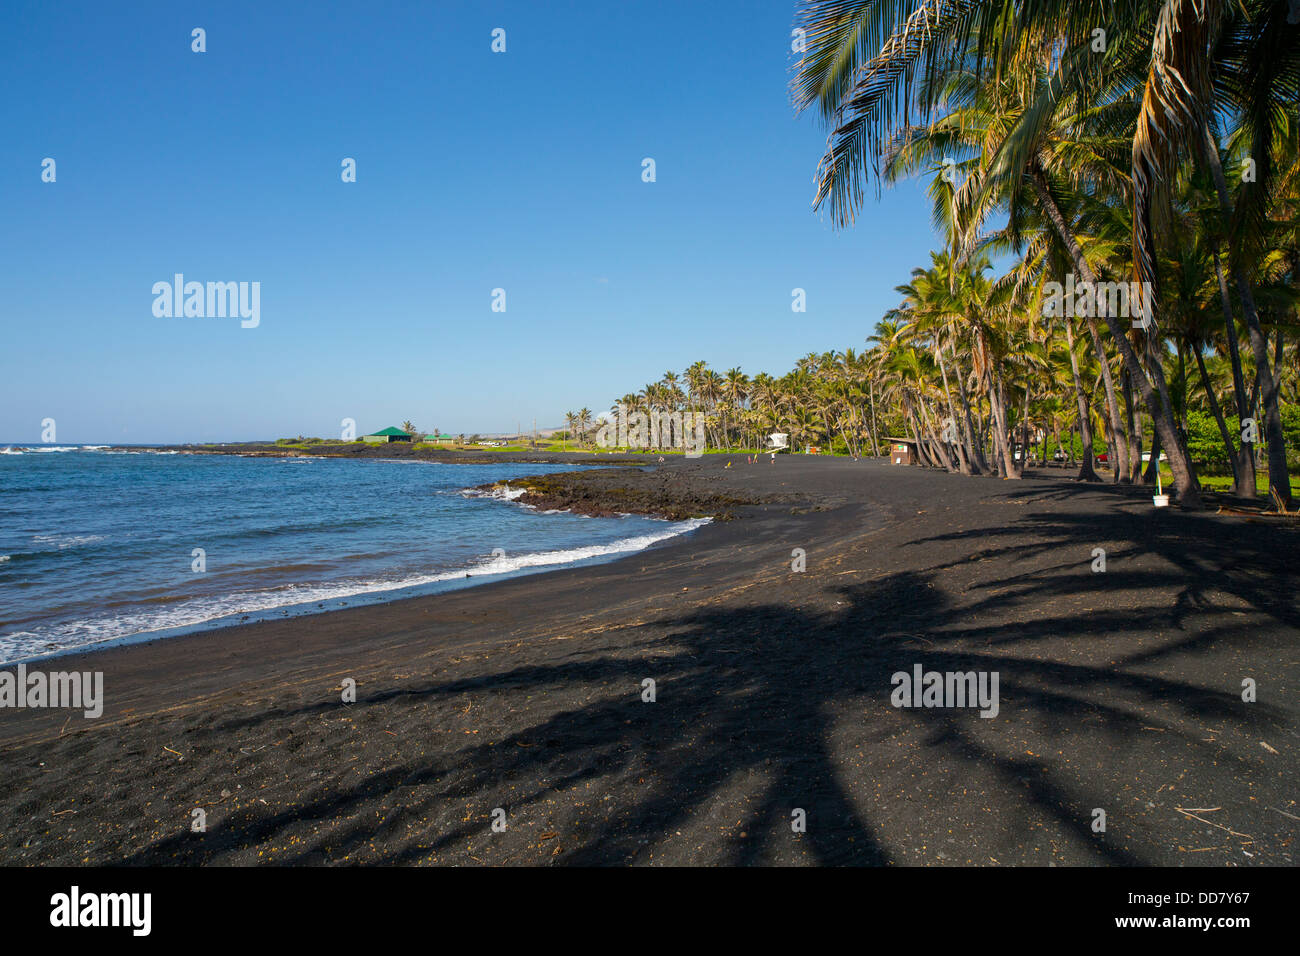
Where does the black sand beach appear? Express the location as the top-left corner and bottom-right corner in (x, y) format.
(1, 456), (1296, 866)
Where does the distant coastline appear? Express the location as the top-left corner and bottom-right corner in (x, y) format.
(102, 442), (654, 466)
(1, 441), (652, 466)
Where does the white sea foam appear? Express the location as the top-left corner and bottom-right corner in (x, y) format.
(0, 517), (710, 663)
(31, 533), (108, 550)
(461, 484), (528, 501)
(5, 445), (110, 453)
(466, 519), (710, 575)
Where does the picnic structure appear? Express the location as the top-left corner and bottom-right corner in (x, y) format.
(362, 427), (414, 444)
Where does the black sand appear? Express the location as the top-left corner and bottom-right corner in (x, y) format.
(1, 456), (1296, 865)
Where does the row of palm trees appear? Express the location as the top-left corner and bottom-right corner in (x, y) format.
(585, 268), (1295, 475)
(562, 409), (595, 447)
(571, 3), (1295, 510)
(783, 0), (1298, 510)
(565, 358), (877, 457)
(577, 354), (892, 458)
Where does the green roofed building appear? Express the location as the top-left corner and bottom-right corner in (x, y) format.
(363, 427), (414, 444)
(422, 434), (456, 443)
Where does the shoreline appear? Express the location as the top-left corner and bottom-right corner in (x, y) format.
(1, 457), (1296, 865)
(4, 457), (746, 668)
(3, 515), (714, 670)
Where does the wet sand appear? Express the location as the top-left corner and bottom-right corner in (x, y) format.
(1, 456), (1296, 865)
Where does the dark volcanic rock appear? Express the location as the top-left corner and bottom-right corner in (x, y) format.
(484, 467), (778, 520)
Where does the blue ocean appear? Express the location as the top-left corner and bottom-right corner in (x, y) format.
(0, 448), (705, 663)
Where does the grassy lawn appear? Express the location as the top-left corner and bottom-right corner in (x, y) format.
(1154, 463), (1296, 497)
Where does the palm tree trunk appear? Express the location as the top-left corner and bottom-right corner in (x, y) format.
(867, 379), (881, 457)
(1211, 250), (1258, 498)
(1078, 316), (1129, 482)
(1064, 318), (1102, 481)
(1122, 367), (1141, 482)
(1030, 169), (1201, 507)
(918, 401), (957, 471)
(1142, 427), (1161, 485)
(1195, 346), (1242, 493)
(950, 348), (987, 472)
(1200, 123), (1290, 506)
(935, 346), (973, 474)
(1020, 386), (1032, 469)
(905, 404), (932, 466)
(978, 406), (993, 472)
(1093, 321), (1131, 483)
(988, 367), (1019, 478)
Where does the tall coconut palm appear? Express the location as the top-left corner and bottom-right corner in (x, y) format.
(563, 411), (577, 451)
(721, 367), (750, 450)
(795, 0), (1299, 505)
(576, 408), (593, 447)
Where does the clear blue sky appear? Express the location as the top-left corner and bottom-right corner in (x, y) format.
(1, 0), (944, 443)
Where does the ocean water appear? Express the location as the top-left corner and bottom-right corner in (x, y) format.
(0, 448), (705, 663)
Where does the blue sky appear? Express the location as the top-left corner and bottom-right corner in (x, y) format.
(1, 0), (945, 443)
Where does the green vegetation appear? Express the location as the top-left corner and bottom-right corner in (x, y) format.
(274, 436), (337, 448)
(565, 2), (1298, 508)
(777, 0), (1298, 511)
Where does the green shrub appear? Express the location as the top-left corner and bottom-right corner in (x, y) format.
(1281, 405), (1300, 471)
(1185, 409), (1234, 474)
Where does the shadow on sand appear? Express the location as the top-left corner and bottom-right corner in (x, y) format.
(108, 480), (1298, 866)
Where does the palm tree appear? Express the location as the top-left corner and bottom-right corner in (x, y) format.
(875, 44), (1151, 486)
(1132, 1), (1297, 505)
(721, 367), (750, 450)
(590, 4), (1294, 492)
(577, 408), (593, 447)
(563, 411), (577, 451)
(795, 0), (1299, 505)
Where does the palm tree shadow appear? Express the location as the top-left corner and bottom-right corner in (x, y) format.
(115, 522), (1287, 865)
